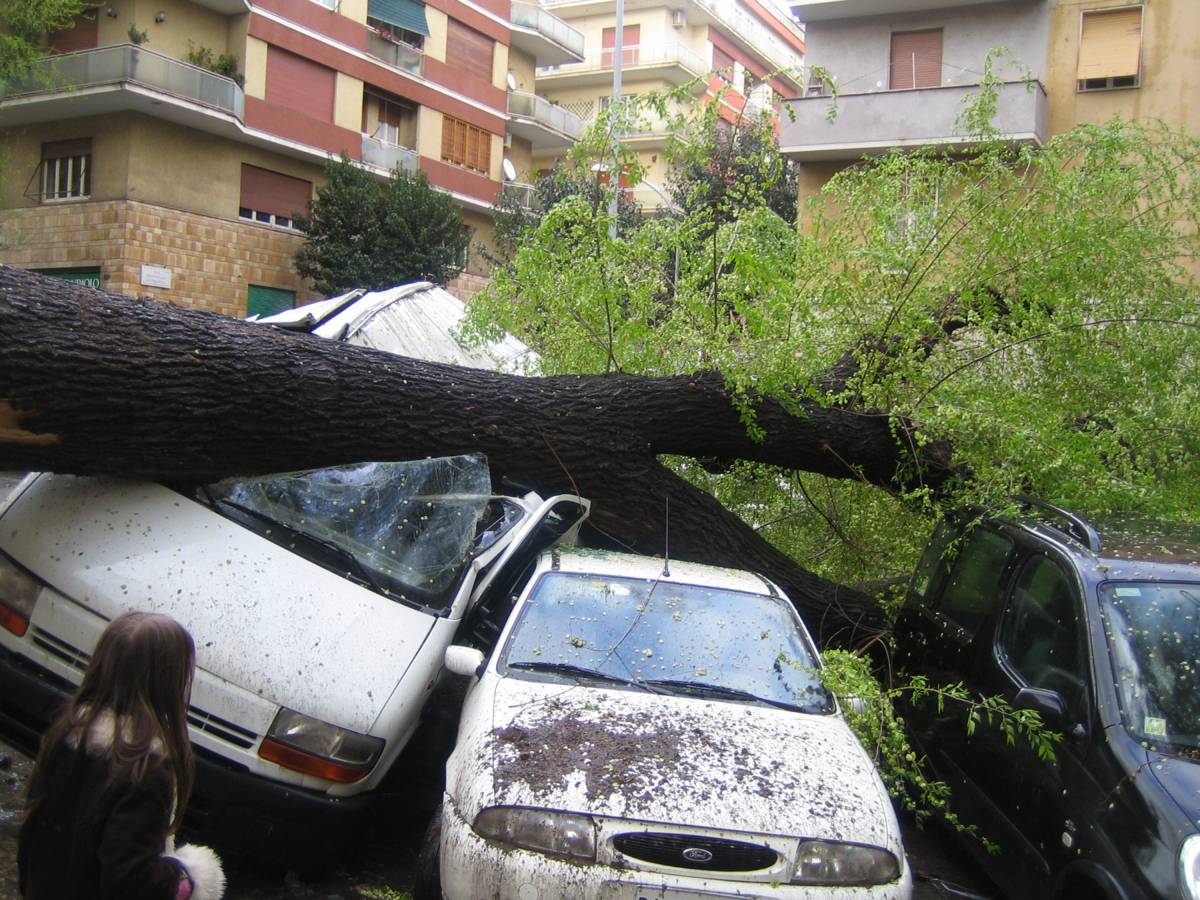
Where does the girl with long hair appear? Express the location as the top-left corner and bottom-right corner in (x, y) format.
(18, 611), (225, 900)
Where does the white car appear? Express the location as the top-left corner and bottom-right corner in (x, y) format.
(433, 548), (913, 900)
(0, 456), (587, 869)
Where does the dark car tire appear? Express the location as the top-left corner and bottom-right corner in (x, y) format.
(411, 804), (443, 900)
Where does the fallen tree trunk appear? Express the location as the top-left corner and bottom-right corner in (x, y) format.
(0, 266), (945, 645)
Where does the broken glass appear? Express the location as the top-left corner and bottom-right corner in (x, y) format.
(205, 455), (493, 608)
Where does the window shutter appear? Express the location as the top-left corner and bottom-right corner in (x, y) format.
(889, 29), (943, 89)
(42, 138), (92, 160)
(447, 19), (493, 83)
(240, 165), (312, 219)
(1077, 8), (1142, 80)
(711, 43), (733, 81)
(266, 47), (336, 121)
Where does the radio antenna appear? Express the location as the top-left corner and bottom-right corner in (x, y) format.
(662, 496), (670, 578)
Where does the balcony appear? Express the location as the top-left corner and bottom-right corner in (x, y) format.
(507, 91), (583, 149)
(366, 32), (425, 77)
(687, 0), (806, 86)
(781, 79), (1047, 161)
(501, 181), (537, 210)
(0, 44), (245, 127)
(790, 0), (1011, 22)
(537, 43), (708, 88)
(361, 136), (419, 174)
(510, 1), (585, 67)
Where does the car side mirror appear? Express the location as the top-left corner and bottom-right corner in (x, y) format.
(1014, 686), (1087, 742)
(445, 645), (486, 678)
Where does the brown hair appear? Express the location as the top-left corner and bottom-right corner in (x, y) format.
(26, 611), (196, 831)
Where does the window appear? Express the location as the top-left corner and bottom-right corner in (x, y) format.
(441, 116), (491, 174)
(933, 528), (1013, 640)
(889, 28), (942, 89)
(40, 139), (91, 202)
(247, 284), (296, 318)
(1077, 7), (1142, 91)
(369, 17), (424, 50)
(601, 24), (639, 68)
(265, 47), (336, 121)
(711, 44), (734, 83)
(238, 165), (311, 230)
(999, 556), (1087, 716)
(368, 92), (417, 147)
(446, 19), (493, 83)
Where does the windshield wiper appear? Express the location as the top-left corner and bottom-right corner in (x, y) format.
(645, 678), (809, 711)
(212, 498), (385, 594)
(508, 661), (655, 692)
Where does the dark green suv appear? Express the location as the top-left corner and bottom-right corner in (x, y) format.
(894, 500), (1200, 900)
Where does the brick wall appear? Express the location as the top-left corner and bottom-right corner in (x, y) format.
(0, 200), (316, 318)
(447, 270), (490, 302)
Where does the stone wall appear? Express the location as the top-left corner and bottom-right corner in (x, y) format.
(0, 199), (315, 318)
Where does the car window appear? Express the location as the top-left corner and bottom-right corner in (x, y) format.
(933, 528), (1014, 640)
(998, 555), (1087, 716)
(1100, 582), (1200, 753)
(499, 572), (835, 714)
(910, 519), (958, 601)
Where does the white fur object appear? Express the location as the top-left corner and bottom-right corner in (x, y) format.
(168, 843), (226, 900)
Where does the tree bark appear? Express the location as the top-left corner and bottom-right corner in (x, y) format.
(0, 266), (944, 645)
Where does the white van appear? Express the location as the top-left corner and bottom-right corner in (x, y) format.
(0, 455), (587, 867)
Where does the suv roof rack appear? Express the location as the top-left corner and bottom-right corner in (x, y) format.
(1014, 495), (1101, 553)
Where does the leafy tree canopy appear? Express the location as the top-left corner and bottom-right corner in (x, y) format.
(0, 0), (90, 83)
(294, 156), (470, 294)
(466, 88), (1200, 590)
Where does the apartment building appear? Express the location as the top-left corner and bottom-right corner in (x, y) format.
(780, 0), (1199, 202)
(0, 0), (584, 316)
(526, 0), (807, 209)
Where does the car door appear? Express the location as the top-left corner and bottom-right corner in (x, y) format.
(894, 523), (1018, 830)
(979, 550), (1097, 894)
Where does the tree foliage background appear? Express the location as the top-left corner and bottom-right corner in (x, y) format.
(465, 85), (1200, 592)
(294, 156), (471, 294)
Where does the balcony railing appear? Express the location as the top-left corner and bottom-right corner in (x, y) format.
(508, 91), (583, 140)
(366, 32), (424, 77)
(538, 42), (708, 79)
(361, 136), (419, 174)
(2, 44), (244, 118)
(692, 0), (805, 78)
(510, 1), (585, 60)
(781, 79), (1048, 160)
(502, 181), (537, 210)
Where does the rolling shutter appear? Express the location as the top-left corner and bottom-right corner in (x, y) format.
(368, 0), (430, 36)
(889, 29), (942, 90)
(602, 24), (640, 67)
(711, 43), (734, 81)
(447, 19), (494, 83)
(240, 165), (312, 220)
(266, 47), (336, 121)
(1077, 8), (1142, 80)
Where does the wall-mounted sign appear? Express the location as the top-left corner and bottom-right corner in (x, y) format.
(32, 266), (101, 289)
(140, 264), (173, 289)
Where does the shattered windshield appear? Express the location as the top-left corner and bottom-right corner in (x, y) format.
(205, 456), (493, 608)
(1101, 582), (1200, 752)
(500, 572), (834, 714)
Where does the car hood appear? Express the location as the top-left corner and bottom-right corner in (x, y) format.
(456, 675), (899, 850)
(1148, 747), (1200, 830)
(2, 476), (438, 734)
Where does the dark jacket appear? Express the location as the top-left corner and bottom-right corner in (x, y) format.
(18, 743), (188, 900)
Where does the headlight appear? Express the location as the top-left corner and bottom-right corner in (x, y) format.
(792, 840), (900, 886)
(258, 708), (383, 784)
(473, 806), (596, 862)
(1179, 834), (1200, 900)
(0, 551), (43, 638)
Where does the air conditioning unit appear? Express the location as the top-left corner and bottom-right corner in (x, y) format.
(671, 9), (686, 28)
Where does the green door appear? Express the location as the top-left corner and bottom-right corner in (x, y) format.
(247, 284), (296, 318)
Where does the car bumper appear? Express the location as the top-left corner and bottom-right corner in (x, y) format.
(439, 796), (914, 900)
(0, 644), (372, 869)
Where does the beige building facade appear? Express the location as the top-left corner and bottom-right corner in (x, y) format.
(781, 0), (1199, 201)
(1, 0), (585, 313)
(526, 0), (808, 208)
